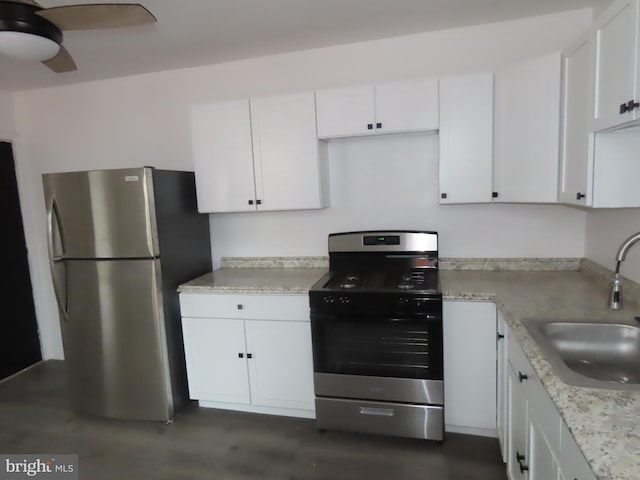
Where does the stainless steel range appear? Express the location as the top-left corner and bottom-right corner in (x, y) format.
(309, 230), (444, 441)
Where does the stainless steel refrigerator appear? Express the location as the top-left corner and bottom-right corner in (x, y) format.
(42, 167), (212, 421)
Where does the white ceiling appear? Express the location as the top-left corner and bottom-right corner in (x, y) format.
(1, 0), (607, 92)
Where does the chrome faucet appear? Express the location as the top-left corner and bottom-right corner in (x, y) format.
(609, 231), (640, 310)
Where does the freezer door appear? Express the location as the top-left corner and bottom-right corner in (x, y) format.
(42, 168), (159, 259)
(63, 258), (175, 421)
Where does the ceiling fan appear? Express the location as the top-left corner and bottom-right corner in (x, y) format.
(0, 0), (156, 73)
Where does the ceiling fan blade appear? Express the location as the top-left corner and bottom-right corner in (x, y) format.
(13, 0), (42, 6)
(42, 44), (77, 73)
(35, 3), (156, 31)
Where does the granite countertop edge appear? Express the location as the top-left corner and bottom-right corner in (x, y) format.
(178, 257), (639, 480)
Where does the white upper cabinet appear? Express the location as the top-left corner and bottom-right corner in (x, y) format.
(560, 24), (640, 209)
(593, 0), (640, 131)
(439, 73), (494, 204)
(315, 86), (375, 138)
(249, 93), (329, 212)
(190, 92), (328, 213)
(494, 52), (562, 203)
(191, 100), (256, 213)
(315, 78), (439, 138)
(559, 33), (594, 206)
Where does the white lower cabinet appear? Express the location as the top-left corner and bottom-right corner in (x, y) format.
(443, 300), (497, 436)
(497, 310), (509, 461)
(179, 293), (315, 418)
(504, 323), (596, 480)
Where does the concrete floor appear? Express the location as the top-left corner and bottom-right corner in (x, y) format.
(0, 361), (507, 480)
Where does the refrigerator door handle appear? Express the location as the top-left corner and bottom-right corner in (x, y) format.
(46, 198), (65, 260)
(46, 198), (69, 322)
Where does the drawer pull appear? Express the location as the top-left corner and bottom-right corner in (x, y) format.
(359, 407), (395, 417)
(237, 304), (243, 310)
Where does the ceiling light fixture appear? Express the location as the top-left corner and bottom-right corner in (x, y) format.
(0, 1), (62, 62)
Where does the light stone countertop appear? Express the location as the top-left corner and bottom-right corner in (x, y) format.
(178, 257), (639, 480)
(178, 267), (328, 294)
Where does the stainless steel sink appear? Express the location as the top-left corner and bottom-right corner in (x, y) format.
(521, 319), (640, 390)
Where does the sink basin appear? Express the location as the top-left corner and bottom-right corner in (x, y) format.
(521, 319), (640, 390)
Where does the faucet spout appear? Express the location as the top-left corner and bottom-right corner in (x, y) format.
(610, 230), (640, 309)
(616, 231), (640, 263)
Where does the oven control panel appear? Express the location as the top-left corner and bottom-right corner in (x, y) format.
(321, 295), (352, 305)
(311, 293), (442, 315)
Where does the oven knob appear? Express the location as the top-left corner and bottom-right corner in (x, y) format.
(323, 295), (334, 304)
(338, 296), (351, 304)
(398, 297), (409, 304)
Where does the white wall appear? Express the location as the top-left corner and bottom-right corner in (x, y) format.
(13, 9), (594, 359)
(211, 134), (585, 263)
(586, 210), (640, 284)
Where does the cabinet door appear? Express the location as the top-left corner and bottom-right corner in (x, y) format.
(494, 52), (561, 203)
(439, 73), (493, 204)
(528, 412), (558, 480)
(244, 320), (315, 411)
(558, 421), (597, 480)
(315, 85), (375, 138)
(442, 301), (497, 431)
(181, 317), (251, 404)
(250, 92), (328, 211)
(497, 311), (508, 463)
(375, 78), (439, 133)
(190, 100), (257, 212)
(593, 0), (639, 131)
(559, 34), (594, 206)
(507, 361), (529, 480)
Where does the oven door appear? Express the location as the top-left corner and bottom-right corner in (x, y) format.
(310, 312), (443, 381)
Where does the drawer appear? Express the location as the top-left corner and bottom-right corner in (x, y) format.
(179, 293), (310, 321)
(315, 397), (444, 441)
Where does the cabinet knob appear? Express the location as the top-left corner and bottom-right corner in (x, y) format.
(367, 123), (373, 130)
(237, 304), (243, 310)
(376, 122), (382, 129)
(247, 353), (253, 359)
(441, 193), (447, 199)
(519, 462), (529, 473)
(516, 452), (526, 462)
(492, 192), (499, 198)
(248, 200), (254, 205)
(238, 353), (244, 358)
(497, 333), (505, 340)
(256, 199), (262, 205)
(518, 371), (528, 382)
(576, 192), (586, 200)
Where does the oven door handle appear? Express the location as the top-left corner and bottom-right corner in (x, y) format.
(359, 407), (395, 417)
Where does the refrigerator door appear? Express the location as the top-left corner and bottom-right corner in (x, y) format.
(42, 167), (159, 259)
(63, 258), (175, 421)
